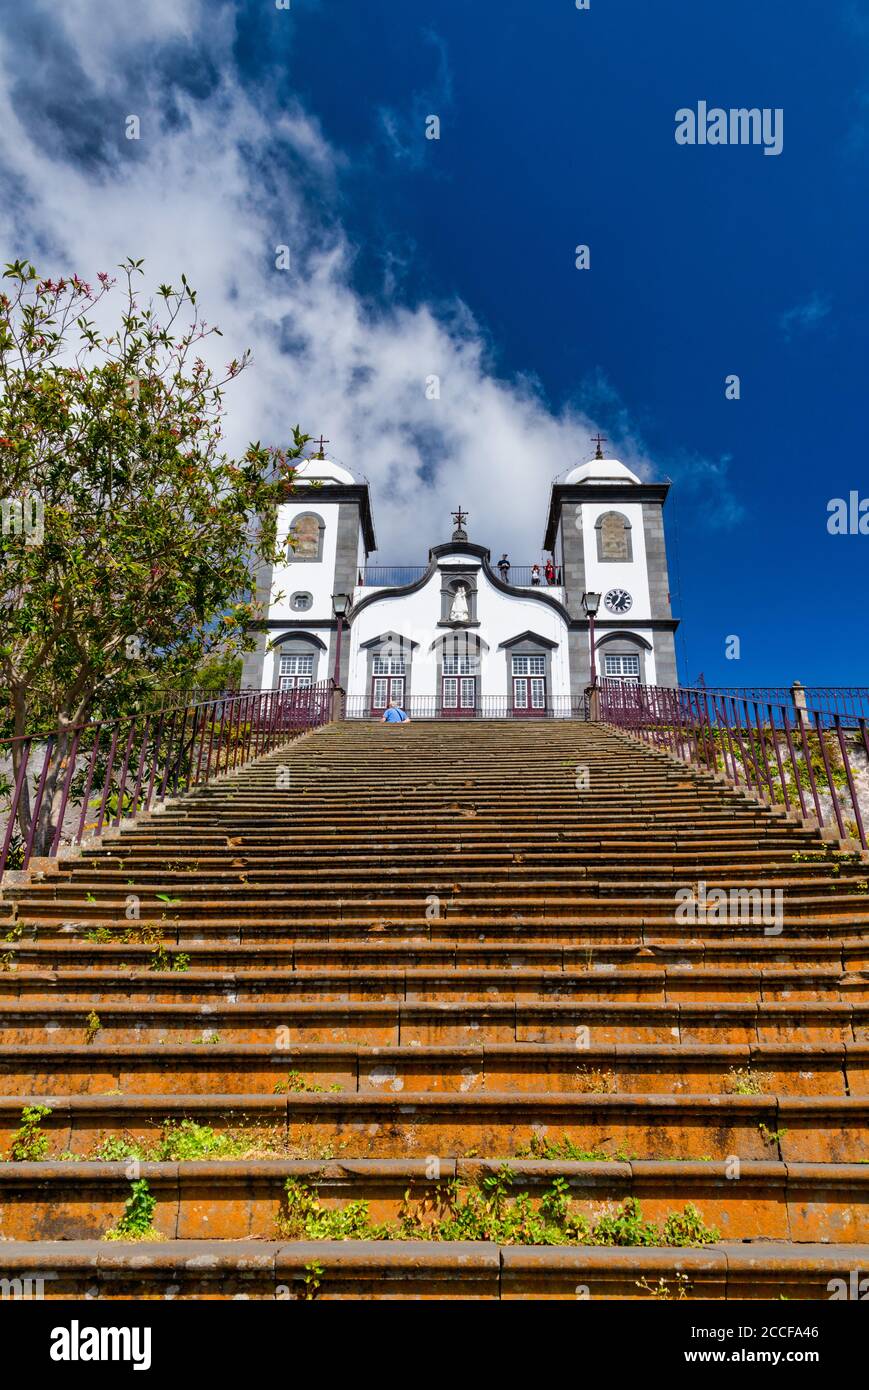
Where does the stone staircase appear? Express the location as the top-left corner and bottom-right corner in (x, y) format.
(0, 718), (867, 1299)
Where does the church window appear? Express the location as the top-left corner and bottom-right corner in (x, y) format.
(443, 676), (476, 709)
(511, 654), (546, 677)
(289, 513), (324, 561)
(278, 653), (315, 690)
(603, 652), (640, 681)
(291, 591), (313, 611)
(372, 656), (406, 676)
(596, 511), (632, 562)
(443, 656), (478, 675)
(511, 653), (547, 713)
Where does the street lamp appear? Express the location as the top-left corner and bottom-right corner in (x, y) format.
(331, 593), (350, 688)
(581, 591), (601, 688)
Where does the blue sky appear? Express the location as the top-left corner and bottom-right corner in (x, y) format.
(1, 0), (867, 685)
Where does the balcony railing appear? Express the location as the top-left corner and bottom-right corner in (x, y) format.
(356, 564), (563, 588)
(356, 566), (427, 587)
(344, 695), (585, 721)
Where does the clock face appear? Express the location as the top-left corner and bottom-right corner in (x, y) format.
(604, 587), (633, 614)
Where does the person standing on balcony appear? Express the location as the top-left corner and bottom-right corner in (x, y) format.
(497, 553), (511, 583)
(545, 556), (556, 586)
(382, 699), (411, 724)
(531, 564), (541, 586)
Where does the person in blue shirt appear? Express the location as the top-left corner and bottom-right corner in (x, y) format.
(381, 699), (411, 724)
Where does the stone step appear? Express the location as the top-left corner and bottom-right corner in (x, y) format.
(0, 1159), (865, 1243)
(2, 938), (866, 971)
(0, 998), (864, 1046)
(0, 1090), (865, 1161)
(0, 965), (864, 1005)
(11, 875), (862, 903)
(0, 1040), (863, 1096)
(6, 916), (868, 946)
(0, 1238), (862, 1299)
(8, 896), (867, 927)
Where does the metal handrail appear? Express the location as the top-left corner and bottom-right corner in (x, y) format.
(0, 683), (334, 879)
(598, 679), (869, 850)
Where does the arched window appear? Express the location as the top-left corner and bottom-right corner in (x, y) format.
(271, 633), (326, 689)
(596, 632), (650, 684)
(288, 512), (325, 562)
(595, 511), (633, 563)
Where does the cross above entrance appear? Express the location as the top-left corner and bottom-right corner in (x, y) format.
(451, 506), (469, 530)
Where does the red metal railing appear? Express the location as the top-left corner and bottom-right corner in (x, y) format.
(693, 685), (869, 725)
(599, 680), (869, 851)
(0, 683), (333, 879)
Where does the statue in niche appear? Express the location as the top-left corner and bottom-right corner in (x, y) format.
(449, 584), (470, 623)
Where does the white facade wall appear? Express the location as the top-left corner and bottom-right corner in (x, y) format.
(347, 552), (571, 705)
(269, 499), (340, 622)
(578, 500), (652, 618)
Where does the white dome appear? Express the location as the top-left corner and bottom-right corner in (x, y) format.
(293, 455), (355, 486)
(564, 457), (641, 486)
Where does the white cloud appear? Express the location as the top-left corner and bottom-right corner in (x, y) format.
(779, 292), (832, 341)
(0, 0), (722, 561)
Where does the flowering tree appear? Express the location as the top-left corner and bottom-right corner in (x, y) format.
(0, 257), (307, 851)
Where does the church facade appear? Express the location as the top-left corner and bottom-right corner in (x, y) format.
(241, 448), (679, 716)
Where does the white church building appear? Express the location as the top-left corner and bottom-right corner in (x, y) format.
(242, 444), (679, 717)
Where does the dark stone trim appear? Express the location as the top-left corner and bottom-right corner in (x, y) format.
(250, 618), (338, 631)
(594, 630), (653, 652)
(286, 482), (376, 552)
(567, 616), (680, 633)
(498, 630), (559, 651)
(543, 481), (670, 551)
(270, 630), (328, 651)
(429, 632), (490, 654)
(359, 630), (420, 651)
(350, 543), (573, 622)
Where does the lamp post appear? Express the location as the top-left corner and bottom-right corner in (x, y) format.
(331, 592), (350, 718)
(581, 590), (601, 719)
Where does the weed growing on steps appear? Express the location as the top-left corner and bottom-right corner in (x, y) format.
(148, 943), (190, 972)
(573, 1066), (617, 1095)
(636, 1273), (691, 1300)
(84, 927), (114, 943)
(758, 1123), (788, 1148)
(85, 1119), (311, 1163)
(516, 1134), (634, 1162)
(103, 1179), (160, 1242)
(84, 1010), (101, 1044)
(725, 1066), (772, 1096)
(303, 1261), (324, 1299)
(275, 1170), (720, 1248)
(9, 1105), (52, 1160)
(273, 1070), (343, 1094)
